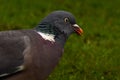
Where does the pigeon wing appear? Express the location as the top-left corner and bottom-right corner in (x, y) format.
(0, 30), (30, 77)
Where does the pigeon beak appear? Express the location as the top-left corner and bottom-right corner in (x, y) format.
(72, 24), (83, 35)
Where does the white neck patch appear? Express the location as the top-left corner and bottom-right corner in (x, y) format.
(37, 32), (55, 42)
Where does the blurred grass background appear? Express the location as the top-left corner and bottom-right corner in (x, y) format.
(0, 0), (120, 80)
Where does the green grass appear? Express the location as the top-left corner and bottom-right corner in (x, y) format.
(0, 0), (120, 80)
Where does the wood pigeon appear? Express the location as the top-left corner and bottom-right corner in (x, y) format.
(0, 11), (83, 80)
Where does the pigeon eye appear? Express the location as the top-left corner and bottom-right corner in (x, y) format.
(64, 18), (69, 23)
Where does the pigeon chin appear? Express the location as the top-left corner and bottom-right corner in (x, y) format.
(72, 24), (83, 35)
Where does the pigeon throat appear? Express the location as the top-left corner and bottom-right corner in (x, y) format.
(35, 24), (56, 42)
(35, 24), (68, 45)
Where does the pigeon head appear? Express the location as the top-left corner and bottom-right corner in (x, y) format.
(35, 11), (83, 44)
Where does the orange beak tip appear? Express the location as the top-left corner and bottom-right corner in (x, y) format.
(75, 27), (83, 36)
(80, 28), (83, 35)
(72, 24), (83, 36)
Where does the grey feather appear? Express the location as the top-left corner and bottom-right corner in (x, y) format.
(0, 30), (30, 76)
